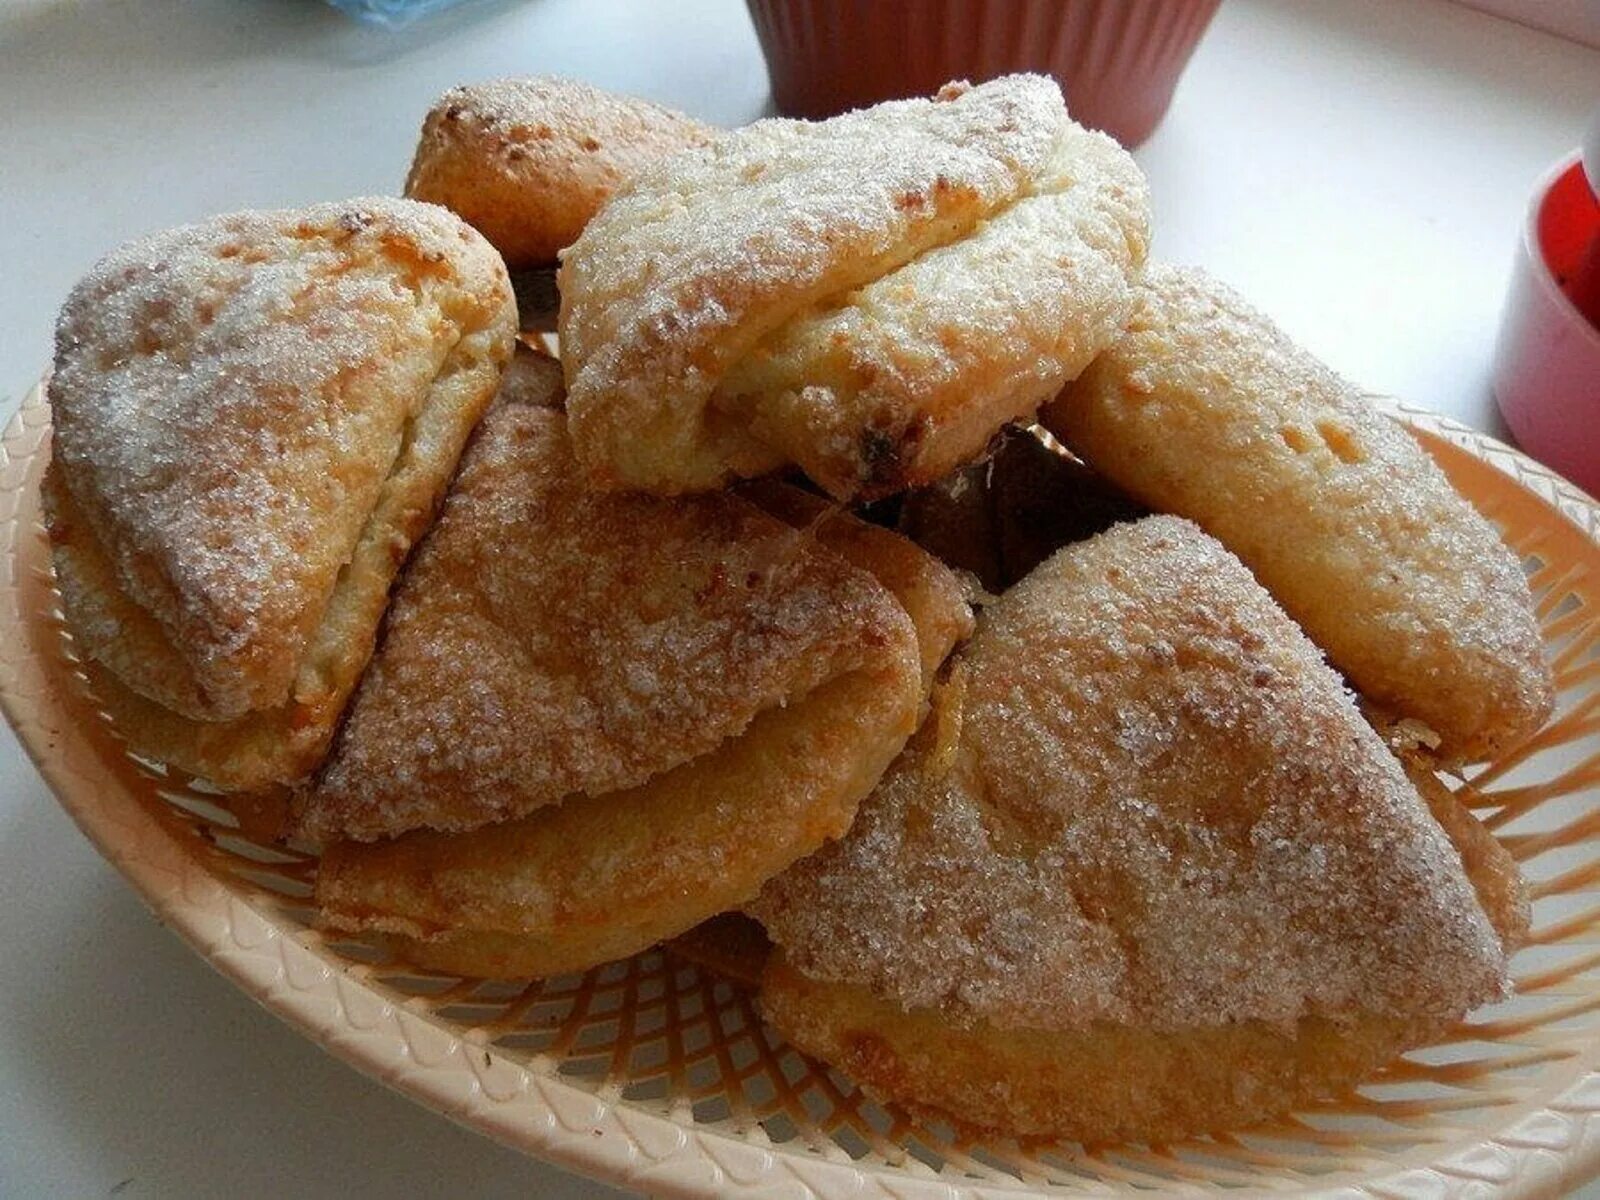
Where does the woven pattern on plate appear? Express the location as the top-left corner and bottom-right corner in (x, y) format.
(4, 381), (1600, 1198)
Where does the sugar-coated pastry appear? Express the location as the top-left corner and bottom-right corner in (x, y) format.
(1404, 760), (1529, 949)
(752, 516), (1519, 1142)
(308, 381), (971, 979)
(1043, 264), (1553, 762)
(405, 76), (714, 268)
(296, 399), (944, 843)
(560, 74), (1150, 500)
(44, 197), (517, 791)
(316, 663), (914, 978)
(737, 479), (975, 691)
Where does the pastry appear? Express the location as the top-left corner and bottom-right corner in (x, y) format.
(752, 516), (1521, 1141)
(405, 76), (714, 268)
(559, 74), (1150, 500)
(1042, 264), (1553, 761)
(736, 479), (976, 690)
(296, 401), (958, 842)
(307, 379), (971, 978)
(44, 197), (517, 791)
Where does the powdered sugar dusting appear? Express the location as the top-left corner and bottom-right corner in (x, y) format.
(418, 76), (709, 154)
(405, 76), (714, 267)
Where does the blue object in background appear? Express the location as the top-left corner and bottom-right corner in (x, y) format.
(323, 0), (479, 28)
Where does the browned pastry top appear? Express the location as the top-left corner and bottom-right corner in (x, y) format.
(300, 398), (920, 841)
(755, 517), (1507, 1033)
(48, 197), (514, 722)
(406, 76), (714, 266)
(560, 73), (1149, 498)
(1044, 263), (1552, 761)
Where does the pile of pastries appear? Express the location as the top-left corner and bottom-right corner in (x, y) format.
(43, 74), (1554, 1144)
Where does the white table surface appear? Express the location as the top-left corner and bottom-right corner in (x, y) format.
(1, 1), (1597, 1196)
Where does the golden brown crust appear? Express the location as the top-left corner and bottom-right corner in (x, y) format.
(759, 955), (1432, 1143)
(46, 468), (217, 721)
(762, 768), (1527, 1145)
(405, 77), (714, 267)
(310, 423), (971, 977)
(739, 480), (975, 689)
(297, 399), (933, 844)
(560, 74), (1149, 499)
(753, 517), (1514, 1140)
(1407, 764), (1531, 951)
(315, 511), (967, 979)
(1043, 264), (1553, 762)
(760, 763), (1526, 1145)
(756, 517), (1506, 1029)
(318, 665), (917, 978)
(45, 198), (516, 787)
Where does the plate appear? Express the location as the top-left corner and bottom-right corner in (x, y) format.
(4, 380), (1600, 1198)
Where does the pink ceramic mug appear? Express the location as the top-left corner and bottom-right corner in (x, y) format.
(1492, 141), (1600, 499)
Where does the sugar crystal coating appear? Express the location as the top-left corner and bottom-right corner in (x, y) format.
(406, 76), (714, 266)
(560, 74), (1149, 498)
(47, 196), (514, 723)
(754, 517), (1508, 1033)
(1044, 264), (1553, 761)
(301, 398), (922, 841)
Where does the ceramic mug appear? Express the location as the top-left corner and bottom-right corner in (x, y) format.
(1492, 145), (1600, 500)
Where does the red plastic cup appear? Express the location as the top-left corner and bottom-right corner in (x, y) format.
(1492, 151), (1600, 499)
(744, 0), (1220, 148)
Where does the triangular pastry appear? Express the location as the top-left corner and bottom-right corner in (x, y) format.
(44, 197), (517, 790)
(753, 516), (1521, 1141)
(560, 74), (1150, 500)
(308, 377), (971, 978)
(1043, 264), (1552, 761)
